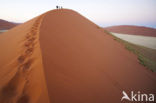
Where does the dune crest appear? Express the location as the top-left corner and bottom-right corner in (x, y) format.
(0, 9), (156, 103)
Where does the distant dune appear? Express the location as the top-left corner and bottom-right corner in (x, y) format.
(0, 9), (156, 103)
(0, 19), (19, 30)
(105, 25), (156, 37)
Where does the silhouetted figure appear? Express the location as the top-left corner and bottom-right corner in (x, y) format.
(56, 6), (59, 9)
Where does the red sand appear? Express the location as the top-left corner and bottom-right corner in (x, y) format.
(0, 19), (19, 30)
(105, 25), (156, 37)
(0, 9), (156, 103)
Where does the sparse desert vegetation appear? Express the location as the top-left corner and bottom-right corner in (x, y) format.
(105, 30), (156, 72)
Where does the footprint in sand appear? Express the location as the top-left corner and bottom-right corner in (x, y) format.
(25, 47), (34, 55)
(22, 59), (33, 71)
(24, 41), (36, 48)
(18, 55), (26, 64)
(27, 37), (36, 42)
(17, 94), (29, 103)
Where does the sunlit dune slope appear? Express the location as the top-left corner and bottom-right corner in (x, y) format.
(0, 9), (156, 103)
(0, 15), (50, 103)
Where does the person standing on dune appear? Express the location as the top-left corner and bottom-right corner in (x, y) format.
(56, 5), (58, 9)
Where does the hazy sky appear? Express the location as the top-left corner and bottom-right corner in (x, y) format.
(0, 0), (156, 28)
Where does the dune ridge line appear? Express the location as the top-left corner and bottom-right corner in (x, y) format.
(0, 9), (156, 103)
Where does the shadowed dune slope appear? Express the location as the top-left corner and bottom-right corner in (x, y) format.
(105, 25), (156, 37)
(39, 9), (156, 103)
(0, 9), (156, 103)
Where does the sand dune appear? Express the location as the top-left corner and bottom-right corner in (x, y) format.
(105, 25), (156, 37)
(0, 19), (19, 30)
(0, 9), (156, 103)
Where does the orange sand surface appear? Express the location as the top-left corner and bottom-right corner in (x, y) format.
(0, 9), (156, 103)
